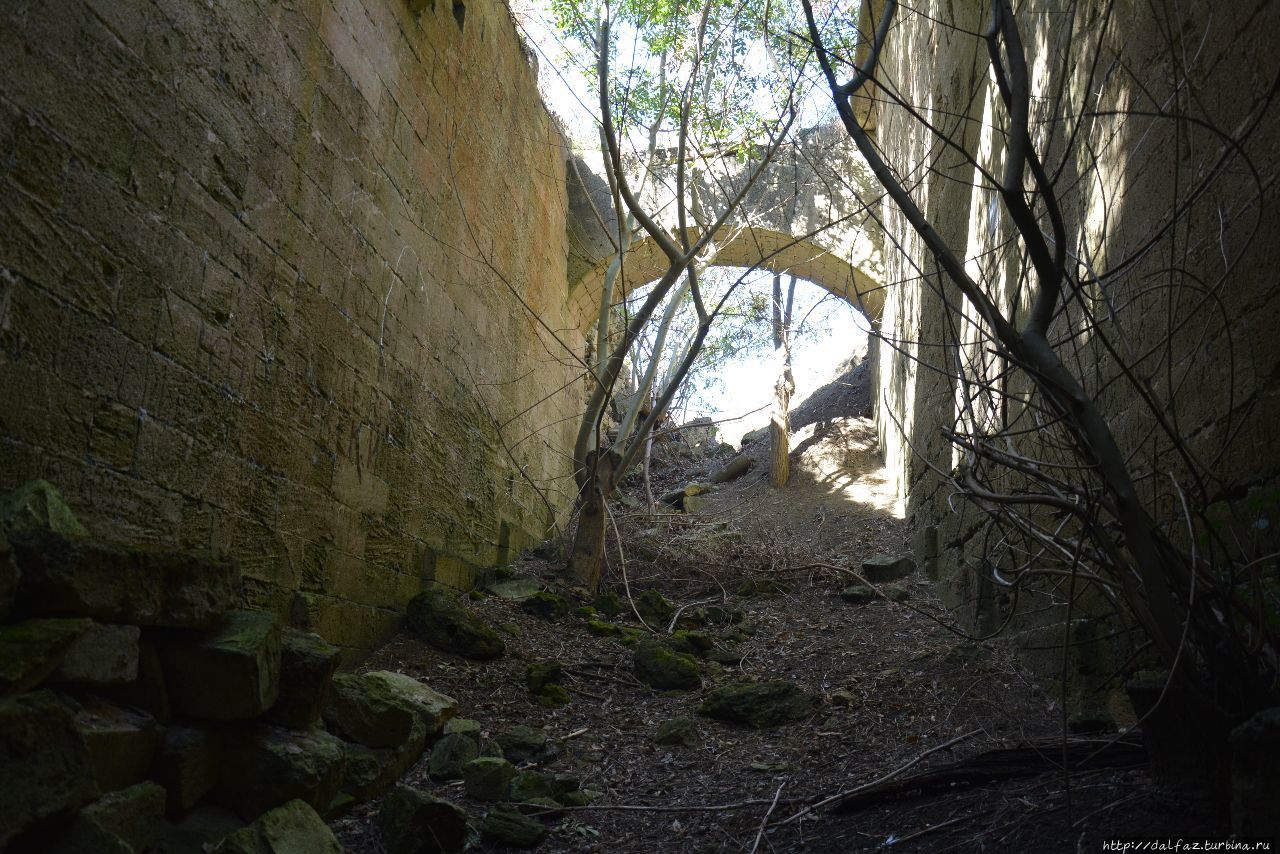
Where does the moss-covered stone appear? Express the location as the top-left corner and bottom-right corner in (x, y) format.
(508, 770), (579, 803)
(494, 725), (548, 763)
(429, 732), (480, 781)
(525, 660), (563, 693)
(443, 717), (482, 741)
(699, 681), (817, 728)
(0, 690), (98, 849)
(377, 785), (468, 854)
(862, 554), (915, 582)
(1, 479), (89, 538)
(592, 590), (624, 618)
(521, 591), (569, 620)
(216, 724), (346, 820)
(586, 619), (625, 638)
(667, 630), (714, 658)
(406, 587), (505, 660)
(324, 670), (457, 748)
(160, 610), (282, 721)
(463, 757), (516, 801)
(536, 685), (570, 707)
(339, 717), (428, 801)
(264, 628), (341, 729)
(634, 589), (674, 627)
(0, 617), (92, 694)
(573, 605), (596, 619)
(633, 639), (701, 691)
(882, 581), (910, 602)
(654, 716), (701, 747)
(215, 798), (342, 853)
(482, 804), (546, 848)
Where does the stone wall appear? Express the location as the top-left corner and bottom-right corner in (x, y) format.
(0, 0), (585, 651)
(872, 0), (1280, 674)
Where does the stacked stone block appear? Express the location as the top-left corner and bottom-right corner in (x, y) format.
(0, 482), (458, 850)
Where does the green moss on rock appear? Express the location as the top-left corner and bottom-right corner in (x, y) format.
(406, 588), (505, 660)
(633, 639), (701, 691)
(699, 681), (816, 728)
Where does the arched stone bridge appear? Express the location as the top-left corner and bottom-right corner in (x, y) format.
(564, 123), (887, 323)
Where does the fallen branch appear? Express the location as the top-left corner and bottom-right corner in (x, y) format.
(749, 779), (788, 854)
(777, 728), (982, 826)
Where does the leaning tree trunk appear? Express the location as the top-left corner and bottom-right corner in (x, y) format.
(769, 368), (793, 487)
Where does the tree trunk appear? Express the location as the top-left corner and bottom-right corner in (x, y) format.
(566, 449), (619, 592)
(567, 484), (608, 591)
(770, 273), (796, 487)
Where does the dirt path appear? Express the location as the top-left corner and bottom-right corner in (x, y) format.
(330, 387), (1215, 851)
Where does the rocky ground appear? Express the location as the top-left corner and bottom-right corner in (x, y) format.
(329, 361), (1221, 853)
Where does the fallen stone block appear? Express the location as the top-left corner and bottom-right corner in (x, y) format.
(377, 785), (468, 854)
(52, 780), (166, 854)
(1, 479), (89, 538)
(0, 617), (92, 694)
(0, 690), (98, 848)
(213, 798), (343, 854)
(463, 757), (516, 801)
(74, 697), (163, 793)
(216, 724), (346, 821)
(324, 670), (456, 748)
(654, 716), (701, 747)
(152, 804), (244, 853)
(160, 610), (282, 720)
(710, 454), (753, 484)
(340, 717), (428, 801)
(699, 680), (817, 728)
(152, 722), (220, 816)
(493, 725), (549, 764)
(861, 554), (916, 583)
(264, 628), (340, 729)
(54, 623), (140, 686)
(482, 804), (546, 848)
(633, 639), (701, 691)
(405, 587), (505, 660)
(429, 732), (480, 781)
(11, 529), (241, 627)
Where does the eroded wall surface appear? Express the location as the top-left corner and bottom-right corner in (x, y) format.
(0, 0), (584, 650)
(873, 0), (1280, 670)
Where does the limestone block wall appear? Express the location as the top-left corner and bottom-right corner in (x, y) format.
(873, 0), (1280, 656)
(0, 0), (585, 650)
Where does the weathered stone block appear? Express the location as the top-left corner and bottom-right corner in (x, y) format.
(377, 785), (469, 854)
(216, 724), (346, 821)
(699, 681), (817, 728)
(405, 587), (505, 660)
(633, 639), (701, 691)
(463, 757), (516, 801)
(52, 780), (166, 854)
(11, 529), (241, 628)
(161, 610), (282, 720)
(861, 554), (915, 583)
(0, 690), (98, 848)
(482, 804), (546, 848)
(429, 732), (480, 780)
(54, 623), (140, 685)
(493, 725), (548, 764)
(74, 697), (163, 793)
(340, 717), (428, 801)
(323, 670), (457, 748)
(214, 798), (343, 854)
(1, 479), (90, 539)
(264, 628), (341, 729)
(0, 617), (92, 694)
(152, 722), (220, 816)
